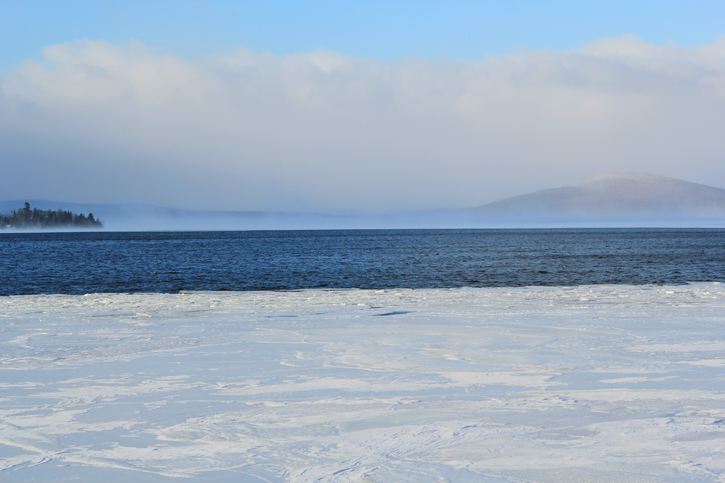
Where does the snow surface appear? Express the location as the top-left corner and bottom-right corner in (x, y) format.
(1, 284), (724, 482)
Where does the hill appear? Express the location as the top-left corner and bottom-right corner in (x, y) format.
(472, 173), (725, 220)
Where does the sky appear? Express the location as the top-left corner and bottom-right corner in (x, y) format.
(2, 0), (725, 213)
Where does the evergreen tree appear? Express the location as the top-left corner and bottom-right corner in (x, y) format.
(0, 203), (103, 229)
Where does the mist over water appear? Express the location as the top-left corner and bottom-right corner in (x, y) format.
(3, 199), (724, 232)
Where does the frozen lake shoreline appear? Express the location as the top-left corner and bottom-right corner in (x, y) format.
(1, 285), (724, 482)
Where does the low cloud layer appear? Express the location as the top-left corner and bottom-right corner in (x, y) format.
(2, 36), (725, 213)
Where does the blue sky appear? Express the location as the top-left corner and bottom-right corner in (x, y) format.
(2, 0), (725, 72)
(2, 1), (725, 212)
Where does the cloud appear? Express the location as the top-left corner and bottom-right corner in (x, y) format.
(2, 36), (725, 212)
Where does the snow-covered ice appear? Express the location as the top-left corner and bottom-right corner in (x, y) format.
(1, 284), (724, 482)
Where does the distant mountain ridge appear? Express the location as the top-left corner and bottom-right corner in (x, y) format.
(3, 173), (725, 230)
(472, 172), (725, 218)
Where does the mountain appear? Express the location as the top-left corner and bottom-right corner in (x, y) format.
(3, 173), (724, 230)
(472, 173), (725, 221)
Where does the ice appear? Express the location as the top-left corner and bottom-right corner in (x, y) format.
(1, 284), (724, 482)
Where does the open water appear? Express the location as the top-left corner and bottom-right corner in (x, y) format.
(1, 229), (724, 295)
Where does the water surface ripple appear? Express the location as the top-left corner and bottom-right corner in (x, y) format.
(1, 229), (723, 295)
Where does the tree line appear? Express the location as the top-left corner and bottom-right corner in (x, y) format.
(1, 202), (103, 229)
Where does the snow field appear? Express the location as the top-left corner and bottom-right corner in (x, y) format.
(1, 284), (724, 482)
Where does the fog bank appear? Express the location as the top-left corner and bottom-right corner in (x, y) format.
(2, 36), (725, 213)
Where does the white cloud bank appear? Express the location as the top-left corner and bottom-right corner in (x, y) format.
(2, 36), (725, 212)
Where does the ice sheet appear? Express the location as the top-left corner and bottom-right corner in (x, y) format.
(1, 284), (724, 482)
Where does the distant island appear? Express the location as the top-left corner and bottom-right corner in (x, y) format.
(1, 202), (102, 229)
(1, 173), (724, 230)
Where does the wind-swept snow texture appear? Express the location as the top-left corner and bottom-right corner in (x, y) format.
(1, 285), (724, 482)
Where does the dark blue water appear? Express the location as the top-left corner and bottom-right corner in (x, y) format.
(1, 229), (724, 296)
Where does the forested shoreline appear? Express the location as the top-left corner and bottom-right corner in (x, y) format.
(1, 203), (103, 229)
